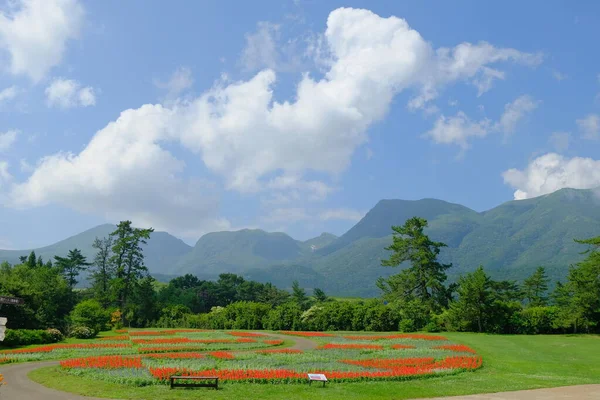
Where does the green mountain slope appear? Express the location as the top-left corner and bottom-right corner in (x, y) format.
(0, 224), (192, 274)
(1, 188), (598, 297)
(301, 233), (338, 252)
(318, 199), (482, 255)
(174, 229), (307, 277)
(308, 188), (600, 296)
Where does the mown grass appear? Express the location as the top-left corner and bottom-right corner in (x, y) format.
(27, 332), (600, 399)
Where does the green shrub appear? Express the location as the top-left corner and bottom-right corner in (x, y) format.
(45, 328), (64, 342)
(2, 329), (61, 347)
(69, 326), (95, 339)
(70, 299), (110, 334)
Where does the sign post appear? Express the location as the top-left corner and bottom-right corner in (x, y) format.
(0, 317), (6, 342)
(0, 296), (24, 306)
(0, 296), (23, 342)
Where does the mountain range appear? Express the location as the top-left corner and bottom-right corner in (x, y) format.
(1, 187), (599, 297)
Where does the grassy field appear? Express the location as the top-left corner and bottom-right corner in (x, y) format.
(27, 332), (600, 400)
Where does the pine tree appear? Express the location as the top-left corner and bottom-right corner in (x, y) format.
(378, 217), (451, 313)
(522, 266), (549, 306)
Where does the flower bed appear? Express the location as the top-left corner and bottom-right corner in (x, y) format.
(56, 330), (483, 385)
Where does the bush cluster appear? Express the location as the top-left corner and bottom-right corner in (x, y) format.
(2, 328), (64, 347)
(69, 326), (96, 339)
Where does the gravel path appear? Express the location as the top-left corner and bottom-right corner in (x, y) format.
(0, 360), (105, 399)
(409, 384), (600, 400)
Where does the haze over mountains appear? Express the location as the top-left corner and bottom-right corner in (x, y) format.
(1, 187), (599, 296)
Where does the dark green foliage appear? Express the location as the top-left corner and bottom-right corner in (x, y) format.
(109, 221), (154, 324)
(2, 329), (62, 347)
(448, 266), (492, 332)
(378, 217), (451, 319)
(54, 248), (91, 288)
(263, 302), (304, 331)
(0, 260), (71, 330)
(291, 280), (311, 310)
(90, 236), (114, 307)
(522, 267), (549, 306)
(313, 288), (328, 303)
(552, 236), (600, 332)
(70, 299), (110, 334)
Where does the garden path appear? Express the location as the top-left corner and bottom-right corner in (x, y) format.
(410, 384), (600, 399)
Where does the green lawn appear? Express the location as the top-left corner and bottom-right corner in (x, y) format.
(27, 333), (600, 399)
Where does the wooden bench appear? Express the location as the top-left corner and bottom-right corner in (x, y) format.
(170, 375), (218, 390)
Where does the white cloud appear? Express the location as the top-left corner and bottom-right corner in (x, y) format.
(19, 158), (33, 172)
(0, 130), (18, 151)
(0, 161), (11, 191)
(241, 22), (280, 71)
(263, 207), (310, 223)
(576, 114), (599, 140)
(154, 66), (194, 102)
(424, 95), (538, 150)
(424, 112), (491, 149)
(0, 86), (19, 104)
(240, 21), (306, 73)
(0, 0), (84, 82)
(8, 7), (541, 235)
(408, 41), (542, 109)
(319, 208), (364, 221)
(263, 206), (364, 224)
(495, 95), (539, 134)
(548, 132), (571, 152)
(473, 67), (505, 96)
(552, 70), (567, 81)
(365, 147), (374, 160)
(6, 104), (230, 239)
(502, 153), (600, 200)
(45, 78), (97, 109)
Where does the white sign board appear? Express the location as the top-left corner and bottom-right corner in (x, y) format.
(308, 373), (327, 382)
(0, 317), (6, 342)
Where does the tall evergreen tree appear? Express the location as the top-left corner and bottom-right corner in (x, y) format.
(292, 280), (310, 310)
(522, 266), (549, 306)
(378, 217), (451, 313)
(54, 248), (91, 288)
(449, 266), (492, 332)
(90, 236), (114, 307)
(109, 221), (154, 324)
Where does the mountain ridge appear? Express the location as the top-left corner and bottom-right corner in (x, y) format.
(1, 187), (599, 296)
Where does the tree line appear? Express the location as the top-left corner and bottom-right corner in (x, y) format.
(0, 217), (598, 335)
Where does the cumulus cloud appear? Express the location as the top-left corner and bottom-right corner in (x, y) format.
(408, 42), (542, 109)
(0, 160), (11, 192)
(424, 112), (491, 149)
(7, 105), (230, 238)
(495, 95), (539, 134)
(502, 153), (600, 200)
(576, 114), (599, 140)
(263, 207), (364, 224)
(0, 130), (18, 151)
(240, 21), (306, 73)
(154, 66), (194, 103)
(0, 86), (19, 104)
(0, 0), (84, 82)
(424, 95), (538, 149)
(319, 208), (365, 221)
(45, 78), (96, 109)
(548, 132), (571, 152)
(241, 22), (280, 71)
(8, 7), (542, 236)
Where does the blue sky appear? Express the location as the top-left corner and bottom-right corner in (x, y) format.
(1, 0), (599, 249)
